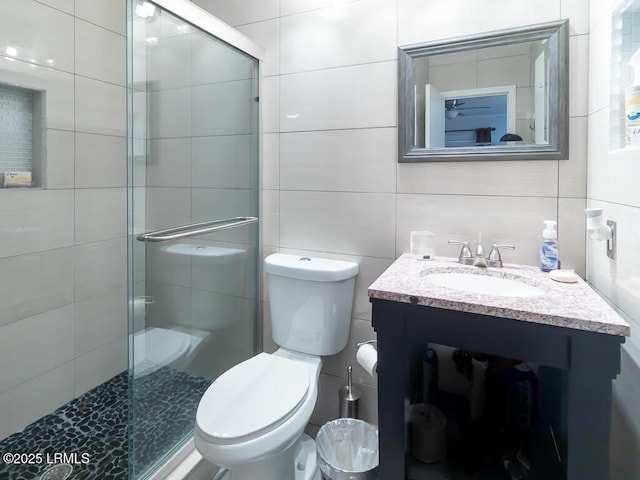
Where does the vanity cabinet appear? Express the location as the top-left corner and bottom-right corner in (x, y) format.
(368, 255), (629, 480)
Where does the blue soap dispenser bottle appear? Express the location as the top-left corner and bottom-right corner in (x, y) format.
(539, 220), (558, 272)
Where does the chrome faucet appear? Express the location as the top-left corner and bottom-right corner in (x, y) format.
(449, 240), (515, 268)
(473, 243), (488, 268)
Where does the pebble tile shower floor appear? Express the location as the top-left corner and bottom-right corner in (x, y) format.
(0, 368), (211, 480)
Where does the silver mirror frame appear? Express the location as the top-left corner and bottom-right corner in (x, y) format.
(398, 19), (569, 163)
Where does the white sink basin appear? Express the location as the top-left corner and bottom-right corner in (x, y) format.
(424, 272), (545, 298)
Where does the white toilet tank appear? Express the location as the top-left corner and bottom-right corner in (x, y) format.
(265, 254), (358, 356)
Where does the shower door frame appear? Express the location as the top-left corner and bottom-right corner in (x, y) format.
(126, 1), (264, 478)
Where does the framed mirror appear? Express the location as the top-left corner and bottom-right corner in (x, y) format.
(398, 20), (569, 162)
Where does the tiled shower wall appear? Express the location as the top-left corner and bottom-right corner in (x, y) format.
(193, 0), (590, 430)
(589, 0), (640, 477)
(0, 0), (127, 439)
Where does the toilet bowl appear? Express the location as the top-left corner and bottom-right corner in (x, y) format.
(194, 254), (359, 480)
(195, 349), (321, 479)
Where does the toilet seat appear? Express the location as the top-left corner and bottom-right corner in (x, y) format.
(196, 353), (310, 444)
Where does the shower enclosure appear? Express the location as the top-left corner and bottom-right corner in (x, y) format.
(128, 1), (262, 478)
(0, 1), (260, 478)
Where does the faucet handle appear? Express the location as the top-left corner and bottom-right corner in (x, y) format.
(448, 240), (474, 265)
(487, 244), (516, 268)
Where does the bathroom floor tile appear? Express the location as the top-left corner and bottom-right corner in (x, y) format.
(0, 368), (211, 480)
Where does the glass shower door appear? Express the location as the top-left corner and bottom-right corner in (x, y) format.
(127, 2), (259, 477)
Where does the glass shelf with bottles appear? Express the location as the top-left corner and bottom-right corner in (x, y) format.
(610, 0), (640, 151)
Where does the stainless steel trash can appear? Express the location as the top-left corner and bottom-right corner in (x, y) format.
(316, 418), (379, 480)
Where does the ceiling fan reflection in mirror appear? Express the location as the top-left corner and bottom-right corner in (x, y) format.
(445, 99), (490, 118)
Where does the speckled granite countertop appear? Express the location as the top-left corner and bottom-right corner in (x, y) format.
(368, 254), (630, 337)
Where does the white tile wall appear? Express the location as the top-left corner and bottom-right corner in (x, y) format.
(192, 32), (255, 85)
(261, 189), (280, 247)
(262, 75), (280, 134)
(74, 288), (127, 357)
(588, 17), (610, 116)
(75, 133), (126, 188)
(0, 247), (74, 327)
(0, 58), (74, 131)
(262, 133), (280, 190)
(75, 0), (126, 35)
(146, 243), (192, 288)
(0, 0), (129, 439)
(37, 0), (74, 15)
(75, 238), (127, 301)
(477, 55), (530, 88)
(192, 135), (256, 189)
(0, 0), (74, 72)
(73, 337), (127, 397)
(75, 76), (126, 136)
(149, 88), (192, 139)
(562, 0), (590, 36)
(236, 19), (280, 78)
(559, 116), (588, 198)
(398, 0), (561, 46)
(148, 138), (192, 188)
(0, 305), (74, 393)
(147, 34), (193, 91)
(396, 194), (558, 266)
(429, 62), (477, 92)
(192, 80), (255, 136)
(191, 188), (257, 243)
(590, 0), (618, 31)
(588, 108), (640, 207)
(191, 0), (279, 26)
(146, 281), (192, 329)
(323, 318), (377, 387)
(74, 188), (127, 244)
(557, 197), (586, 277)
(146, 187), (192, 230)
(0, 362), (74, 440)
(279, 0), (397, 74)
(280, 128), (397, 193)
(280, 191), (396, 258)
(570, 34), (590, 118)
(588, 1), (640, 476)
(0, 189), (74, 258)
(46, 129), (75, 189)
(281, 0), (361, 17)
(280, 61), (396, 132)
(397, 160), (558, 197)
(75, 19), (126, 86)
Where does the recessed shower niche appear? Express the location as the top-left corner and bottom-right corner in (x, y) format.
(0, 82), (46, 188)
(609, 0), (640, 150)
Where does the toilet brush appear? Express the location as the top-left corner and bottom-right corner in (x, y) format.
(338, 366), (361, 419)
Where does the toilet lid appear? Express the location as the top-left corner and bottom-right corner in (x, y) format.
(196, 353), (309, 442)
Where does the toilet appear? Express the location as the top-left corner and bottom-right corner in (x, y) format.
(194, 253), (359, 480)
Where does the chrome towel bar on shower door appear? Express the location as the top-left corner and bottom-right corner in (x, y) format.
(136, 216), (258, 243)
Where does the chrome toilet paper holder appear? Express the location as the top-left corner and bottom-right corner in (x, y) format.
(357, 340), (377, 348)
